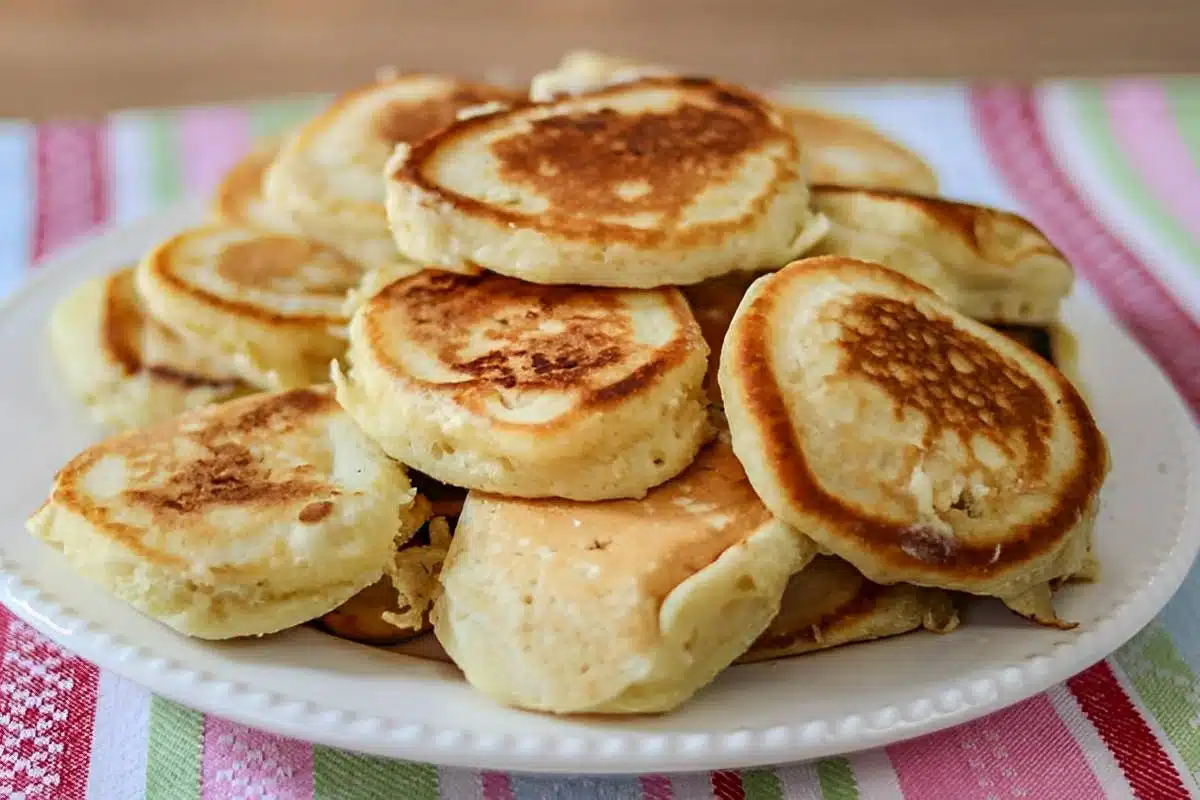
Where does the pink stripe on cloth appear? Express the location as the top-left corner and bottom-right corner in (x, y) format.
(200, 716), (312, 800)
(1106, 81), (1200, 238)
(178, 107), (252, 196)
(32, 122), (108, 263)
(971, 85), (1200, 419)
(887, 694), (1106, 799)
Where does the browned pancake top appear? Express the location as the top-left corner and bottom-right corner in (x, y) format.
(363, 271), (698, 422)
(101, 269), (243, 389)
(213, 147), (275, 223)
(373, 84), (518, 146)
(216, 236), (358, 296)
(729, 257), (1107, 578)
(832, 293), (1053, 466)
(490, 99), (774, 218)
(52, 388), (343, 568)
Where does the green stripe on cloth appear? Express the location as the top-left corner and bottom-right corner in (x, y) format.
(144, 698), (204, 800)
(1162, 80), (1200, 172)
(740, 766), (784, 799)
(146, 112), (182, 205)
(312, 747), (439, 799)
(1113, 622), (1200, 777)
(816, 757), (858, 800)
(1071, 84), (1200, 268)
(248, 96), (328, 141)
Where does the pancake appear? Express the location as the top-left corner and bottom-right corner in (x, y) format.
(528, 50), (673, 102)
(778, 106), (938, 194)
(27, 387), (425, 640)
(681, 270), (770, 406)
(809, 185), (1074, 325)
(135, 225), (363, 390)
(211, 140), (298, 232)
(334, 270), (712, 500)
(385, 76), (829, 288)
(433, 433), (817, 714)
(48, 267), (250, 431)
(263, 74), (519, 274)
(737, 556), (958, 663)
(720, 256), (1108, 618)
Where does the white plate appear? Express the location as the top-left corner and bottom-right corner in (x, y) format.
(1, 204), (1198, 774)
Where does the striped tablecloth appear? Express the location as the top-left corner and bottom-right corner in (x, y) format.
(2, 80), (1200, 800)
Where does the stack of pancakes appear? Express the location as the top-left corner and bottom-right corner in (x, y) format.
(31, 51), (1108, 716)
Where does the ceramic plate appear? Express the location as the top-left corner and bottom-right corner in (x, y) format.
(1, 203), (1197, 774)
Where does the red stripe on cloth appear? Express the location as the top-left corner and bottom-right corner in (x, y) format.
(970, 86), (1200, 419)
(1068, 662), (1191, 799)
(481, 770), (515, 800)
(32, 123), (109, 263)
(0, 613), (100, 800)
(711, 769), (746, 800)
(640, 773), (674, 800)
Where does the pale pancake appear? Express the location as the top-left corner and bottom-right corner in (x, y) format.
(334, 270), (712, 500)
(720, 256), (1108, 620)
(49, 267), (249, 431)
(810, 185), (1073, 325)
(433, 433), (817, 714)
(528, 50), (674, 102)
(264, 75), (519, 274)
(737, 556), (958, 663)
(386, 76), (828, 288)
(136, 225), (363, 389)
(27, 387), (424, 640)
(779, 106), (938, 194)
(211, 141), (298, 232)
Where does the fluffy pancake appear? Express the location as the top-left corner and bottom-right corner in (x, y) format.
(27, 387), (425, 640)
(810, 185), (1074, 325)
(386, 76), (828, 288)
(737, 555), (958, 663)
(211, 140), (297, 232)
(433, 433), (817, 714)
(264, 75), (519, 274)
(528, 50), (673, 102)
(720, 256), (1108, 613)
(135, 225), (362, 389)
(48, 267), (249, 431)
(334, 270), (712, 500)
(778, 107), (938, 194)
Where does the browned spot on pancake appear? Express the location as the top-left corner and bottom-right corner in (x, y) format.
(381, 271), (638, 392)
(299, 500), (335, 523)
(491, 100), (773, 220)
(897, 525), (957, 565)
(833, 294), (1053, 464)
(144, 363), (244, 390)
(374, 86), (516, 146)
(216, 236), (359, 296)
(214, 148), (274, 223)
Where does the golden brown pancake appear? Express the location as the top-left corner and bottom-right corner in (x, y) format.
(211, 142), (296, 232)
(385, 76), (827, 288)
(738, 556), (958, 663)
(681, 270), (770, 406)
(27, 387), (425, 639)
(334, 270), (712, 500)
(779, 106), (938, 194)
(433, 432), (817, 714)
(720, 256), (1107, 618)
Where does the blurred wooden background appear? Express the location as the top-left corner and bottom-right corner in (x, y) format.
(3, 0), (1199, 118)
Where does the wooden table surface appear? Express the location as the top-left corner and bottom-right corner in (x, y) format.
(3, 0), (1199, 118)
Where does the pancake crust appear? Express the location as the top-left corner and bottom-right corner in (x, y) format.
(335, 270), (712, 500)
(49, 267), (249, 431)
(136, 225), (363, 389)
(211, 142), (297, 232)
(738, 556), (958, 663)
(779, 106), (938, 194)
(720, 256), (1108, 610)
(27, 387), (424, 639)
(433, 433), (817, 714)
(264, 75), (519, 273)
(386, 76), (828, 288)
(810, 185), (1074, 325)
